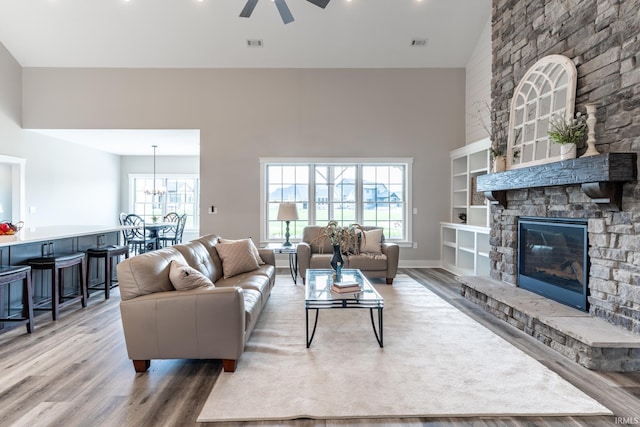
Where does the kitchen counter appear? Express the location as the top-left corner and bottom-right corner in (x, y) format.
(0, 225), (129, 248)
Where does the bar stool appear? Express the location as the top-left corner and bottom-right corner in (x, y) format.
(27, 253), (87, 321)
(0, 265), (34, 333)
(86, 245), (129, 300)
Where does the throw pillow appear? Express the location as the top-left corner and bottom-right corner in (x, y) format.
(168, 260), (215, 290)
(216, 239), (261, 278)
(219, 238), (265, 265)
(360, 228), (383, 253)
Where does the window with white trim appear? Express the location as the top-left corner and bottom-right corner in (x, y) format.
(261, 159), (412, 243)
(129, 175), (199, 230)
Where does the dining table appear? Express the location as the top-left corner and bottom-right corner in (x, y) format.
(143, 222), (176, 249)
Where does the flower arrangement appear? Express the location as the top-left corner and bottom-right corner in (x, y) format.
(548, 112), (587, 145)
(313, 220), (366, 254)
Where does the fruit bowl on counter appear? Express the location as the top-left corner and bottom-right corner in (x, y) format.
(0, 221), (24, 241)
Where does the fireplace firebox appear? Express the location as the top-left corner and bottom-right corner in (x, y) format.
(518, 217), (589, 311)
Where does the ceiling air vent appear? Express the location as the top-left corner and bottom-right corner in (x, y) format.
(410, 38), (428, 47)
(246, 39), (264, 48)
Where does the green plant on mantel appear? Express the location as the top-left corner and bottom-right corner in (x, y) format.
(548, 112), (587, 145)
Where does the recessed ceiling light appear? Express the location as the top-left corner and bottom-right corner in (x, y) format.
(410, 38), (428, 47)
(247, 39), (264, 48)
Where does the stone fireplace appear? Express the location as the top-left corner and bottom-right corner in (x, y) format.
(484, 0), (640, 335)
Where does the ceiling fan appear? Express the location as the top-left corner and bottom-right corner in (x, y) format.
(240, 0), (331, 24)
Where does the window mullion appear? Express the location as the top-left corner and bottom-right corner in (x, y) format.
(356, 164), (363, 224)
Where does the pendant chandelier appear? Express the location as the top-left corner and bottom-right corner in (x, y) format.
(144, 145), (166, 196)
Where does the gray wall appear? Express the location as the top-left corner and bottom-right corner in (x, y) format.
(21, 67), (465, 264)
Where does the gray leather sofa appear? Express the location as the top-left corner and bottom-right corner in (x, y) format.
(116, 234), (276, 373)
(297, 225), (399, 285)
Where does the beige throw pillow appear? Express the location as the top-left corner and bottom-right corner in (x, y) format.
(219, 238), (265, 265)
(216, 239), (261, 278)
(360, 228), (383, 253)
(168, 260), (214, 290)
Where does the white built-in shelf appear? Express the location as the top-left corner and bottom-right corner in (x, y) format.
(441, 138), (491, 276)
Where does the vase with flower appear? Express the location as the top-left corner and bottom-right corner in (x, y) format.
(548, 111), (587, 160)
(313, 220), (366, 272)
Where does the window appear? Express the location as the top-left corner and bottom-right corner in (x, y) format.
(129, 175), (199, 230)
(261, 158), (412, 244)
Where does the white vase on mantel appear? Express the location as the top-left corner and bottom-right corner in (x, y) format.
(581, 103), (600, 157)
(560, 143), (577, 160)
(492, 155), (506, 173)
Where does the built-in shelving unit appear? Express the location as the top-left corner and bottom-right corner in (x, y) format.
(441, 138), (491, 276)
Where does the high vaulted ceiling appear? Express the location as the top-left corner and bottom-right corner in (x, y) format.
(0, 0), (491, 156)
(0, 0), (491, 69)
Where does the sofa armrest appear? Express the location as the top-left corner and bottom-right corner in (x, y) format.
(382, 242), (399, 279)
(119, 286), (245, 361)
(297, 242), (311, 283)
(258, 248), (276, 266)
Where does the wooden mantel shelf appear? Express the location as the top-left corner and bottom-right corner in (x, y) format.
(476, 153), (638, 211)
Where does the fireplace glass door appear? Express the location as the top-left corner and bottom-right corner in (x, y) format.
(518, 217), (588, 311)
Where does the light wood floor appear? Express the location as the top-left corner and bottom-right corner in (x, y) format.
(0, 268), (638, 427)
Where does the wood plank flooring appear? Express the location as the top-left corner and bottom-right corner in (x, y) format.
(0, 268), (637, 427)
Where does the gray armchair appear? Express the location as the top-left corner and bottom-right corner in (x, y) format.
(297, 225), (399, 284)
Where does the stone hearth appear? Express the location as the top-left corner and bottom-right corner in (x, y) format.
(458, 276), (640, 371)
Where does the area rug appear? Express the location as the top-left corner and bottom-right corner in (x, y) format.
(197, 275), (611, 422)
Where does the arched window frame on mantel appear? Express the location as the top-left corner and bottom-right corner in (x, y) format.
(507, 54), (578, 170)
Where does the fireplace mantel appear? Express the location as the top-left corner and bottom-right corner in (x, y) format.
(476, 153), (637, 211)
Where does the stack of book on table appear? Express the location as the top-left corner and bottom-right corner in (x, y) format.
(331, 280), (361, 294)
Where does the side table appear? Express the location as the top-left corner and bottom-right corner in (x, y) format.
(264, 243), (298, 284)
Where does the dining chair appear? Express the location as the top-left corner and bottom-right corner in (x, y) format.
(158, 212), (180, 248)
(122, 214), (157, 255)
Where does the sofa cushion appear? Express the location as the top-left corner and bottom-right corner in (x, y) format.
(216, 270), (272, 303)
(219, 238), (265, 265)
(346, 253), (388, 271)
(360, 228), (383, 253)
(168, 260), (214, 290)
(216, 239), (260, 278)
(116, 247), (186, 301)
(193, 234), (224, 282)
(302, 226), (334, 254)
(172, 241), (219, 281)
(309, 253), (336, 269)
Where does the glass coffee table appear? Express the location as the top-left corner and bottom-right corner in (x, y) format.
(305, 268), (383, 348)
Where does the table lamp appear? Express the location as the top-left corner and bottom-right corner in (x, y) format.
(277, 203), (298, 247)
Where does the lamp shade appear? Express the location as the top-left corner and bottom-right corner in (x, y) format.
(277, 203), (298, 221)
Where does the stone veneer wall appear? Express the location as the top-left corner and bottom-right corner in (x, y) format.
(490, 0), (640, 332)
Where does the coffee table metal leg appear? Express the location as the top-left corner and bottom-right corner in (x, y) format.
(369, 307), (383, 347)
(306, 308), (320, 348)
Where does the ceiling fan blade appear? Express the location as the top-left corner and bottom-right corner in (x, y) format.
(239, 0), (259, 18)
(306, 0), (330, 8)
(274, 0), (294, 24)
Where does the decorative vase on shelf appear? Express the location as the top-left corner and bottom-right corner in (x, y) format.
(492, 155), (506, 173)
(330, 245), (343, 271)
(581, 103), (600, 157)
(560, 143), (577, 160)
